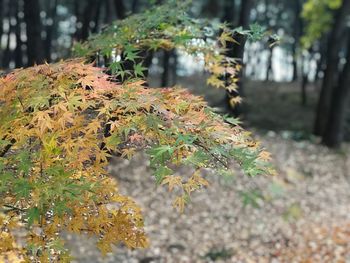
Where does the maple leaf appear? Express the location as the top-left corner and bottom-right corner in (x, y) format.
(31, 111), (54, 136)
(97, 240), (112, 256)
(121, 148), (136, 159)
(258, 151), (272, 161)
(153, 166), (173, 185)
(77, 74), (96, 88)
(161, 175), (182, 192)
(134, 63), (147, 77)
(173, 195), (186, 213)
(27, 207), (40, 226)
(207, 75), (225, 88)
(229, 96), (242, 106)
(129, 133), (144, 144)
(192, 170), (209, 187)
(86, 120), (101, 134)
(219, 31), (237, 47)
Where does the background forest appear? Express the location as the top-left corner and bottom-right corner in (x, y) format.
(1, 0), (350, 262)
(1, 0), (350, 147)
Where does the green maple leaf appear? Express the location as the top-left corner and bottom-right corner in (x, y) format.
(148, 145), (174, 166)
(153, 166), (173, 185)
(223, 114), (242, 126)
(109, 61), (123, 75)
(185, 150), (210, 166)
(16, 150), (32, 175)
(27, 207), (40, 226)
(13, 179), (32, 199)
(175, 133), (197, 147)
(134, 63), (147, 77)
(124, 45), (140, 62)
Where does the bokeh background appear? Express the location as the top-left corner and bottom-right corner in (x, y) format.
(1, 0), (350, 262)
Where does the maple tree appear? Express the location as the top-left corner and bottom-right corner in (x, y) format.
(0, 2), (273, 262)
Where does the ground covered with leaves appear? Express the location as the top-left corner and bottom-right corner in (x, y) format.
(65, 132), (350, 262)
(64, 77), (350, 262)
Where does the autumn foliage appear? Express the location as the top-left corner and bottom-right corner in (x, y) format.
(0, 2), (273, 261)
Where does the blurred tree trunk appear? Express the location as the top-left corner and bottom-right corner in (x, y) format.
(24, 0), (45, 66)
(226, 0), (252, 116)
(301, 53), (309, 106)
(81, 0), (98, 40)
(203, 0), (220, 18)
(323, 32), (350, 148)
(131, 0), (139, 14)
(314, 37), (327, 83)
(265, 45), (274, 81)
(73, 0), (83, 40)
(313, 0), (350, 136)
(222, 0), (235, 23)
(92, 1), (102, 33)
(161, 50), (177, 87)
(221, 0), (235, 58)
(232, 0), (252, 73)
(291, 0), (302, 81)
(171, 51), (177, 85)
(161, 50), (170, 87)
(15, 0), (23, 68)
(45, 0), (58, 62)
(114, 0), (126, 19)
(104, 0), (113, 24)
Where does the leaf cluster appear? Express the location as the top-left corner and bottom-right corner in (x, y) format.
(0, 1), (274, 261)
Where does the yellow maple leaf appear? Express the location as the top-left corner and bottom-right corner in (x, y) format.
(97, 240), (113, 256)
(121, 148), (136, 159)
(258, 151), (272, 161)
(161, 175), (182, 192)
(173, 196), (185, 213)
(229, 96), (242, 106)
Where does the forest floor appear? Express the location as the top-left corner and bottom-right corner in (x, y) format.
(66, 79), (350, 262)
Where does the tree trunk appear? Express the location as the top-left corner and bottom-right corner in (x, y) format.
(73, 0), (83, 40)
(291, 43), (298, 81)
(313, 0), (350, 136)
(222, 0), (235, 24)
(92, 1), (102, 33)
(131, 0), (139, 14)
(114, 0), (126, 19)
(23, 0), (45, 66)
(203, 0), (220, 18)
(226, 0), (252, 116)
(81, 0), (98, 40)
(104, 0), (113, 24)
(301, 55), (308, 106)
(291, 0), (302, 81)
(171, 50), (177, 86)
(322, 32), (350, 148)
(265, 46), (274, 81)
(314, 37), (327, 83)
(15, 0), (23, 68)
(45, 0), (58, 62)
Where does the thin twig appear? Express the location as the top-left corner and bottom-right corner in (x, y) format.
(0, 138), (16, 157)
(3, 204), (26, 212)
(17, 96), (25, 111)
(193, 141), (229, 169)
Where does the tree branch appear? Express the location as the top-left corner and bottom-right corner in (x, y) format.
(0, 138), (16, 157)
